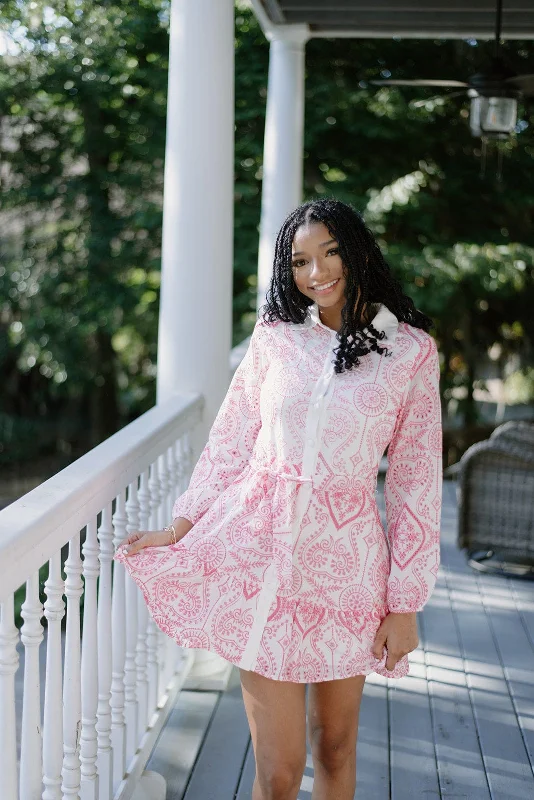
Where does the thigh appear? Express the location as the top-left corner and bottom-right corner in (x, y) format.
(307, 675), (366, 751)
(239, 668), (307, 773)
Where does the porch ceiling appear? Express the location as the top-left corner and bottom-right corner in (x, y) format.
(253, 1), (534, 39)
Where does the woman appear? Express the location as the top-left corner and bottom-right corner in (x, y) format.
(114, 198), (443, 800)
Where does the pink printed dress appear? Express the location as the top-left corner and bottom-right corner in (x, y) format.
(114, 301), (443, 682)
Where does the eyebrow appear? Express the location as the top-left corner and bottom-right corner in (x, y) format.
(292, 239), (337, 258)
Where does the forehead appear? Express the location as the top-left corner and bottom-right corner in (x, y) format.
(292, 221), (332, 251)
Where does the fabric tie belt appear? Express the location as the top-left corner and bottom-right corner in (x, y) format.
(239, 465), (313, 671)
(256, 466), (313, 485)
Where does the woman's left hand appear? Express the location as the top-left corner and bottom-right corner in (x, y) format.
(371, 611), (419, 671)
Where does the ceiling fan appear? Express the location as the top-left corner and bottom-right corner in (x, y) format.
(369, 0), (534, 147)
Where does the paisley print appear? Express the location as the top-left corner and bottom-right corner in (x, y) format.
(114, 301), (442, 682)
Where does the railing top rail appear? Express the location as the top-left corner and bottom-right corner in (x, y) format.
(0, 392), (203, 602)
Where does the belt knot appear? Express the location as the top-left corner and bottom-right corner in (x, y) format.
(257, 466), (313, 485)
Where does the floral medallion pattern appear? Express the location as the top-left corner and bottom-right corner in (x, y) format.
(115, 304), (442, 682)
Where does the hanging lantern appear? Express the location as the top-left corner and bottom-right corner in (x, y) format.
(468, 88), (519, 140)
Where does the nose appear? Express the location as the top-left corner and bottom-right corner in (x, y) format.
(308, 257), (330, 282)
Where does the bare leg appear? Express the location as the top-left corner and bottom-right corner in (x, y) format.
(239, 668), (307, 800)
(307, 675), (366, 800)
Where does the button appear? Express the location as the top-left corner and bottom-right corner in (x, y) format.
(314, 400), (321, 409)
(307, 437), (316, 447)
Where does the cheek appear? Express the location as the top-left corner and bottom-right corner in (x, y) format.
(292, 271), (309, 292)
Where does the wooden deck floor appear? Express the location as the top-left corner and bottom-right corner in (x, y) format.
(147, 478), (534, 799)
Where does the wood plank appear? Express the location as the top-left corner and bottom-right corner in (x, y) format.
(419, 478), (490, 800)
(235, 738), (256, 800)
(421, 581), (490, 799)
(145, 690), (219, 800)
(355, 675), (390, 800)
(446, 565), (534, 798)
(388, 656), (441, 799)
(477, 572), (534, 774)
(183, 666), (251, 800)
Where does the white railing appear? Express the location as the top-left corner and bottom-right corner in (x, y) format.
(0, 391), (204, 800)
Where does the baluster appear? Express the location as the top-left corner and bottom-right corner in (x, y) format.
(169, 439), (182, 511)
(146, 460), (161, 712)
(0, 594), (20, 800)
(20, 572), (44, 800)
(80, 521), (100, 800)
(162, 447), (186, 690)
(110, 492), (127, 792)
(159, 447), (172, 528)
(42, 553), (65, 800)
(96, 504), (114, 800)
(150, 457), (169, 700)
(167, 439), (189, 678)
(62, 533), (83, 800)
(124, 480), (139, 764)
(136, 471), (150, 736)
(184, 428), (195, 483)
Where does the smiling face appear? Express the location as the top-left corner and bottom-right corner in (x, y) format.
(291, 221), (364, 330)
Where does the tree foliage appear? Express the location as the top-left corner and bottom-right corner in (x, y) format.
(1, 1), (533, 468)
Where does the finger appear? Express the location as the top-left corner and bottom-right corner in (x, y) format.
(385, 651), (401, 671)
(124, 536), (148, 556)
(372, 632), (386, 660)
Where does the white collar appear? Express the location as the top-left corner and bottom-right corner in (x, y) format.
(307, 301), (399, 342)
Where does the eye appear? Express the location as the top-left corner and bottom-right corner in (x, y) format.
(292, 259), (305, 268)
(326, 247), (339, 256)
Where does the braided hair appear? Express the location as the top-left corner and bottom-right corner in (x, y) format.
(259, 197), (434, 374)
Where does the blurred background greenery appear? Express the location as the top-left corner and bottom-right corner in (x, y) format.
(1, 0), (533, 493)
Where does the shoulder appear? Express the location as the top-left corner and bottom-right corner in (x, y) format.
(397, 321), (439, 374)
(253, 315), (300, 345)
(248, 316), (285, 355)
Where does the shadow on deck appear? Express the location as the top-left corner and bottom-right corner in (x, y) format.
(147, 479), (534, 799)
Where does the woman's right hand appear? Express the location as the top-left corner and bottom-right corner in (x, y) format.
(116, 530), (170, 557)
(117, 517), (194, 557)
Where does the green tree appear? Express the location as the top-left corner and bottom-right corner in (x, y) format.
(1, 1), (533, 472)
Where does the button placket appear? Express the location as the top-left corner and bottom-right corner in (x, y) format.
(302, 349), (335, 476)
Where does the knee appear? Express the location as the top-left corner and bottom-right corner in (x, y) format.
(309, 726), (355, 774)
(256, 758), (306, 800)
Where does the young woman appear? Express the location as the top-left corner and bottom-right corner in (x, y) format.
(114, 198), (443, 800)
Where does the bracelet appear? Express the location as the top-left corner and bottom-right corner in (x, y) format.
(163, 523), (177, 546)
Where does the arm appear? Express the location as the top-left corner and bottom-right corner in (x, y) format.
(383, 335), (443, 614)
(171, 318), (269, 527)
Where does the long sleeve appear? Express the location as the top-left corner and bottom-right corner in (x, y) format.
(172, 318), (269, 526)
(383, 335), (442, 613)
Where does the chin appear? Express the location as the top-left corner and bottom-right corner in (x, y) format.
(314, 286), (345, 306)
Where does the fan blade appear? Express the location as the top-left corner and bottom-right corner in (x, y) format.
(505, 74), (534, 97)
(411, 90), (468, 108)
(369, 79), (469, 87)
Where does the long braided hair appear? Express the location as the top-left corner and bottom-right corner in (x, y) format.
(259, 197), (434, 374)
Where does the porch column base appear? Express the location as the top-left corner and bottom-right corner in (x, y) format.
(182, 650), (234, 691)
(131, 771), (166, 800)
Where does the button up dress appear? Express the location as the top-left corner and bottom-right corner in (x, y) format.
(114, 301), (443, 682)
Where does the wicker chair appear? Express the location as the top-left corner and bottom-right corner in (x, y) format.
(456, 420), (534, 577)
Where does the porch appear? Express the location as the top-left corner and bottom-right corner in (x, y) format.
(138, 478), (534, 799)
(2, 1), (534, 799)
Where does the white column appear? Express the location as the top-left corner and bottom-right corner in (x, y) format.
(155, 0), (235, 687)
(256, 25), (309, 313)
(156, 0), (235, 436)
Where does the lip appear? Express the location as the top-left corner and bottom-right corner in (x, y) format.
(309, 278), (340, 295)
